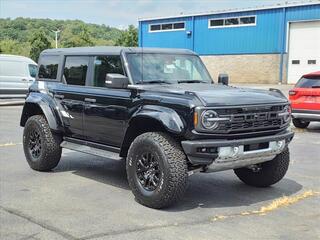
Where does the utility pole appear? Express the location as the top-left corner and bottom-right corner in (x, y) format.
(52, 30), (61, 48)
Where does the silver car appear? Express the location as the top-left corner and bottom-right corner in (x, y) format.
(0, 54), (37, 96)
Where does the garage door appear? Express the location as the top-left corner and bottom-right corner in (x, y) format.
(287, 21), (320, 84)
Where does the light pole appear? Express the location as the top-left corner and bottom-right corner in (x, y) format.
(52, 30), (61, 48)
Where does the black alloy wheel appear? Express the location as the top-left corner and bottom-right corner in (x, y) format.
(28, 129), (42, 159)
(136, 152), (162, 191)
(126, 132), (188, 209)
(23, 115), (62, 171)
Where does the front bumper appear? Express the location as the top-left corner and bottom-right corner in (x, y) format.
(181, 131), (294, 172)
(292, 109), (320, 121)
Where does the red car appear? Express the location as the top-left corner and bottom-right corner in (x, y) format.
(289, 71), (320, 128)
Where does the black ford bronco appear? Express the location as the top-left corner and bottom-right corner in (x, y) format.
(21, 47), (294, 208)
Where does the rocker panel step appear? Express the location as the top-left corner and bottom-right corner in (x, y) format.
(61, 141), (122, 160)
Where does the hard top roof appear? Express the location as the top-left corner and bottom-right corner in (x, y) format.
(41, 46), (196, 56)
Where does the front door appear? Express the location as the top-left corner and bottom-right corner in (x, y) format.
(83, 55), (135, 147)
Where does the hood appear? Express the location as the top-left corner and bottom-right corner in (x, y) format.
(137, 83), (288, 107)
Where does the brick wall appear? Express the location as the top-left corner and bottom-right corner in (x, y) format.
(201, 54), (283, 84)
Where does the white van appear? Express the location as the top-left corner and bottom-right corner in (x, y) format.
(0, 54), (38, 95)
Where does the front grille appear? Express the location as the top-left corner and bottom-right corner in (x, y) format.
(214, 104), (288, 133)
(219, 119), (283, 131)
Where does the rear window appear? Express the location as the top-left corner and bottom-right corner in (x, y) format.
(38, 55), (59, 80)
(0, 61), (27, 77)
(295, 77), (320, 88)
(63, 56), (89, 86)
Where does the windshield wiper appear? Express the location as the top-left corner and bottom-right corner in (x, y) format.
(137, 80), (172, 84)
(177, 80), (207, 84)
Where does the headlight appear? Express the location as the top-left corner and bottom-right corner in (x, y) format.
(201, 110), (219, 129)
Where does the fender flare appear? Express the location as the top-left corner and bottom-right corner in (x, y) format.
(20, 92), (63, 132)
(130, 105), (185, 134)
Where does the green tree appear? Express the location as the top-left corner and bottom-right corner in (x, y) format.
(62, 25), (94, 47)
(0, 18), (125, 57)
(29, 30), (51, 62)
(116, 25), (138, 47)
(0, 39), (30, 56)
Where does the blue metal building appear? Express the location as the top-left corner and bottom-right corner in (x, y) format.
(138, 2), (320, 84)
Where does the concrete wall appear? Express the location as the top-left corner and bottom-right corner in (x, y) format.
(201, 54), (282, 84)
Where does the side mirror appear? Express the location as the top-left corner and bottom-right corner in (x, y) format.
(218, 73), (229, 85)
(105, 73), (129, 88)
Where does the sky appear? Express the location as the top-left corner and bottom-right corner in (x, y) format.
(0, 0), (312, 28)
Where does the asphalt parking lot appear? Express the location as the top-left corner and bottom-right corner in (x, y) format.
(0, 105), (319, 240)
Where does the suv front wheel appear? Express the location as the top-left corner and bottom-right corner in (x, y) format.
(23, 115), (62, 171)
(234, 148), (290, 187)
(126, 132), (188, 209)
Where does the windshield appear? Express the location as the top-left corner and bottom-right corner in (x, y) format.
(126, 53), (212, 84)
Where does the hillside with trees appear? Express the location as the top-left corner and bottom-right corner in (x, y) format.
(0, 18), (138, 62)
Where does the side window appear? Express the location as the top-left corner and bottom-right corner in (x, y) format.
(93, 55), (124, 87)
(38, 55), (59, 79)
(28, 64), (38, 78)
(64, 56), (89, 86)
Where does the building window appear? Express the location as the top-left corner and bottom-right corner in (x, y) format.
(210, 19), (223, 27)
(149, 22), (185, 32)
(308, 60), (316, 65)
(240, 16), (255, 24)
(292, 60), (300, 64)
(225, 18), (239, 26)
(162, 23), (173, 30)
(209, 16), (256, 28)
(150, 24), (160, 31)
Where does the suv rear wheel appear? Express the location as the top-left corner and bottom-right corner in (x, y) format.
(234, 148), (290, 187)
(292, 119), (309, 129)
(23, 115), (62, 171)
(126, 132), (188, 209)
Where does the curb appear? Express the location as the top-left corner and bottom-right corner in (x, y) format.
(0, 101), (25, 106)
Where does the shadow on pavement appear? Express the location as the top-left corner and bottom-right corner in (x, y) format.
(53, 150), (302, 211)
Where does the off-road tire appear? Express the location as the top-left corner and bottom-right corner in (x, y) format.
(234, 148), (290, 187)
(292, 119), (309, 129)
(126, 132), (188, 209)
(23, 115), (62, 171)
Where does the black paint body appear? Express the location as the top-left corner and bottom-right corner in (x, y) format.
(20, 47), (292, 162)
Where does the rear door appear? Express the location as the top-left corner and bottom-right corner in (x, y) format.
(83, 55), (134, 147)
(0, 60), (29, 94)
(291, 76), (320, 110)
(48, 55), (90, 139)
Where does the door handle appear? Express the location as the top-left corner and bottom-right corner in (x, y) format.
(21, 78), (27, 81)
(85, 98), (96, 103)
(54, 94), (65, 99)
